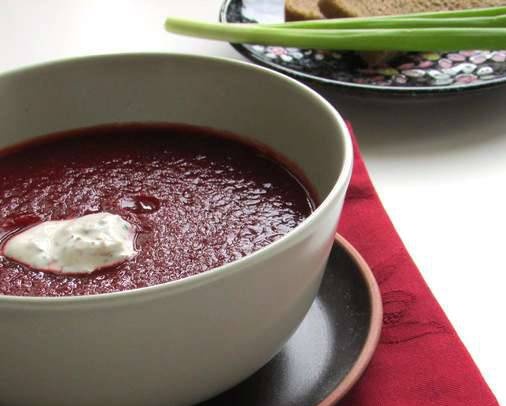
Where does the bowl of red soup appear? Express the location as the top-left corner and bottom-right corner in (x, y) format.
(0, 54), (352, 406)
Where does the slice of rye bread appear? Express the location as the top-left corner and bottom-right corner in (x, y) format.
(285, 0), (323, 21)
(318, 0), (506, 18)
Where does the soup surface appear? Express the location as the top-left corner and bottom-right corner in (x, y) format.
(0, 124), (315, 297)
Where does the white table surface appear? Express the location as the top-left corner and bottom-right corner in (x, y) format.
(1, 0), (504, 403)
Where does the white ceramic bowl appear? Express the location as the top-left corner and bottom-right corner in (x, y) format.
(0, 54), (352, 406)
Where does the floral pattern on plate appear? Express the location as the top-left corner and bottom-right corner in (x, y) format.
(248, 46), (506, 87)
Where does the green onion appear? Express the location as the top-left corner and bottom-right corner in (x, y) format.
(266, 5), (506, 28)
(165, 18), (506, 51)
(263, 15), (506, 30)
(165, 6), (506, 52)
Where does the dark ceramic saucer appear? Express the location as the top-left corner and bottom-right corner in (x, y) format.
(220, 0), (506, 96)
(199, 235), (382, 406)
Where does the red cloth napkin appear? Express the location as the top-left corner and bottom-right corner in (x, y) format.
(337, 125), (498, 406)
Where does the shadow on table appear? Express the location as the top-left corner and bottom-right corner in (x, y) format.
(310, 85), (506, 159)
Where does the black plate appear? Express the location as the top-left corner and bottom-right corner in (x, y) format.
(199, 235), (382, 406)
(220, 0), (506, 96)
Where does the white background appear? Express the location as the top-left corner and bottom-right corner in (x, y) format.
(1, 0), (504, 403)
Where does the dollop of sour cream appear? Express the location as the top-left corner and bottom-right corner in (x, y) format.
(2, 212), (136, 274)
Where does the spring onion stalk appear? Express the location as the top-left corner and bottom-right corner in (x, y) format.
(165, 18), (506, 51)
(375, 5), (506, 18)
(262, 15), (506, 30)
(266, 5), (506, 29)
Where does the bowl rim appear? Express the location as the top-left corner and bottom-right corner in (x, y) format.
(0, 52), (353, 305)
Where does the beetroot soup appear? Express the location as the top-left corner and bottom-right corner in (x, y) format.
(0, 124), (315, 297)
